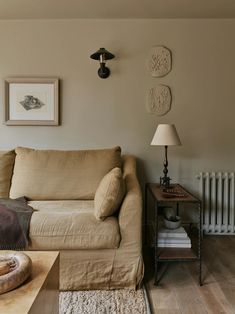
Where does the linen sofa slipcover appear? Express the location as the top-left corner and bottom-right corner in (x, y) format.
(1, 147), (144, 290)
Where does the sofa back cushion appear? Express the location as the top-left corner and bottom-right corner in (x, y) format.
(0, 151), (15, 198)
(10, 146), (121, 200)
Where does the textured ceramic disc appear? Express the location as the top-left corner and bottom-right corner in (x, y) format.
(147, 46), (172, 77)
(146, 85), (171, 116)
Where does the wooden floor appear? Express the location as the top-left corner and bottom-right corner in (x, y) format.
(144, 236), (235, 314)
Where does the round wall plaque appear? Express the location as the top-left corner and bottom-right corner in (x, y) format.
(146, 85), (172, 116)
(147, 46), (172, 77)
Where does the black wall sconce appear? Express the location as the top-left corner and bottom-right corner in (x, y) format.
(90, 48), (115, 79)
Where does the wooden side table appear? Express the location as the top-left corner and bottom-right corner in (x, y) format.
(145, 183), (202, 286)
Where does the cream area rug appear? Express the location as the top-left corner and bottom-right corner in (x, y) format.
(59, 288), (151, 314)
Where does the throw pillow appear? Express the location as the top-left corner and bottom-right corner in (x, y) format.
(94, 167), (125, 221)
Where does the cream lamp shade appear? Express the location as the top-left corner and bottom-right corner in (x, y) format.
(151, 124), (181, 146)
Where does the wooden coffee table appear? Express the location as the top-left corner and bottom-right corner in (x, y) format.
(0, 251), (59, 314)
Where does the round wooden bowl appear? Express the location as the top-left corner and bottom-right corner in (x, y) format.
(0, 251), (32, 294)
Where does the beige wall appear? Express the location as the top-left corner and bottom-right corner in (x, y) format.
(0, 19), (234, 193)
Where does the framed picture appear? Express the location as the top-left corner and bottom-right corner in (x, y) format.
(4, 77), (59, 126)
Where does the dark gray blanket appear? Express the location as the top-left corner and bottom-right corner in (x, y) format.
(0, 197), (34, 250)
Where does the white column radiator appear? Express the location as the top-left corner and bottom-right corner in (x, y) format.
(197, 172), (235, 234)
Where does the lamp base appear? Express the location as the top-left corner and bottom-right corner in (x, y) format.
(160, 176), (171, 188)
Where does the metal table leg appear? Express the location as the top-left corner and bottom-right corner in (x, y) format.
(199, 201), (202, 286)
(144, 184), (148, 245)
(154, 201), (159, 285)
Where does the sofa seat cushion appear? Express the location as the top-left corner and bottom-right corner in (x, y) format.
(28, 200), (121, 250)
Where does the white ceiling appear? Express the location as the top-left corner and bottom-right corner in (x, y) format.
(0, 0), (235, 19)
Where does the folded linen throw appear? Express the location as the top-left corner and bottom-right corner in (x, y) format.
(0, 197), (34, 250)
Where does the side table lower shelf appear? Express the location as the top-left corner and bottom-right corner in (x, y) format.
(157, 248), (198, 261)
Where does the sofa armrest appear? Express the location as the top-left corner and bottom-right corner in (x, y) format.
(118, 155), (142, 251)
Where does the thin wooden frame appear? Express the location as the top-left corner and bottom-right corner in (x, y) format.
(4, 77), (59, 126)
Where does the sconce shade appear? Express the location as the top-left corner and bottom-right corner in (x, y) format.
(151, 124), (181, 146)
(90, 48), (115, 61)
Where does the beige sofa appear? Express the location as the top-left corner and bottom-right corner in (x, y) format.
(0, 147), (144, 290)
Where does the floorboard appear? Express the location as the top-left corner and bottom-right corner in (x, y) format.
(144, 236), (235, 314)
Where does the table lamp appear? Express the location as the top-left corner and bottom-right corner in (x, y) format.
(151, 124), (181, 188)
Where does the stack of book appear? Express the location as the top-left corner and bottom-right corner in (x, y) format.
(157, 226), (191, 248)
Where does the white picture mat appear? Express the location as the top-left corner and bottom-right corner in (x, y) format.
(9, 83), (55, 121)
